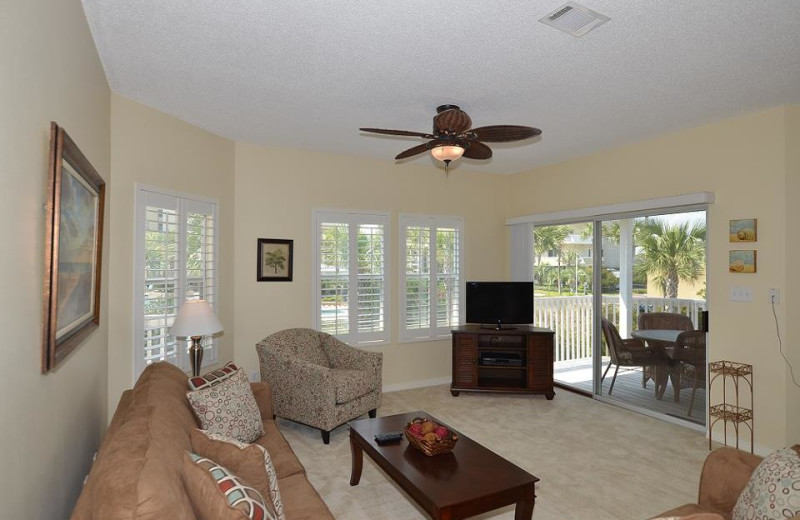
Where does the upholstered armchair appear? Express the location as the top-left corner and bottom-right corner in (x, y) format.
(256, 328), (383, 444)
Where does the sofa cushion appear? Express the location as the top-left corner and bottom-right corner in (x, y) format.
(732, 445), (800, 520)
(253, 421), (306, 479)
(276, 473), (334, 520)
(190, 429), (285, 520)
(77, 404), (197, 519)
(331, 368), (374, 404)
(187, 369), (265, 443)
(651, 514), (726, 520)
(189, 362), (240, 390)
(649, 505), (727, 519)
(184, 452), (274, 520)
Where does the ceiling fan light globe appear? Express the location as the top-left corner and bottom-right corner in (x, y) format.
(430, 145), (464, 163)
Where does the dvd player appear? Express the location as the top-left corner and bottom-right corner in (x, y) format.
(480, 352), (523, 366)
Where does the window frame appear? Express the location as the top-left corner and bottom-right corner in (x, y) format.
(312, 209), (390, 346)
(133, 184), (219, 379)
(399, 214), (464, 343)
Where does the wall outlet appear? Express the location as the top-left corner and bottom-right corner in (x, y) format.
(250, 370), (260, 382)
(769, 288), (781, 304)
(730, 287), (752, 302)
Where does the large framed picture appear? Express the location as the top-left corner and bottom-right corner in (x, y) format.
(257, 238), (293, 281)
(42, 122), (105, 373)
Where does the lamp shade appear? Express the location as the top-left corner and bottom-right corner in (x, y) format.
(430, 145), (465, 162)
(169, 300), (223, 337)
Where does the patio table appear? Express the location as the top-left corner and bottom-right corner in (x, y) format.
(631, 329), (683, 400)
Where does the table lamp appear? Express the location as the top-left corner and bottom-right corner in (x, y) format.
(169, 300), (223, 376)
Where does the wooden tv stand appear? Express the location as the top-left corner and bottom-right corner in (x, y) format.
(451, 325), (555, 399)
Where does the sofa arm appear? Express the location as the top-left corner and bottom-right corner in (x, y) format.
(698, 447), (762, 515)
(250, 382), (274, 421)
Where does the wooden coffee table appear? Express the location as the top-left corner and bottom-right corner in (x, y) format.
(348, 411), (539, 520)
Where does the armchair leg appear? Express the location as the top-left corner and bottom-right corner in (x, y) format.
(321, 430), (331, 444)
(368, 408), (377, 419)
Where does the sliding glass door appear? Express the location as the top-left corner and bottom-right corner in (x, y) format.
(533, 222), (595, 393)
(534, 209), (707, 426)
(598, 211), (707, 426)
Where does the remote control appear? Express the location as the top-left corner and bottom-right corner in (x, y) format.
(374, 431), (403, 445)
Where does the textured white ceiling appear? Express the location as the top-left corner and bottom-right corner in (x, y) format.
(82, 0), (800, 174)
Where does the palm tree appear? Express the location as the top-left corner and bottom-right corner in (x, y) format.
(534, 225), (570, 293)
(634, 218), (706, 299)
(263, 249), (286, 274)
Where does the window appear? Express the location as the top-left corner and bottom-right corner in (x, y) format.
(313, 210), (389, 345)
(400, 215), (463, 342)
(134, 186), (218, 378)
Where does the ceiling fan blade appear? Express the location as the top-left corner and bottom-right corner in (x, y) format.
(360, 128), (435, 139)
(434, 109), (472, 134)
(395, 142), (432, 160)
(463, 141), (493, 160)
(469, 125), (542, 142)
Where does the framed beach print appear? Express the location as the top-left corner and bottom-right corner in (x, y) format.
(42, 122), (106, 373)
(729, 250), (756, 273)
(257, 238), (293, 281)
(729, 219), (757, 242)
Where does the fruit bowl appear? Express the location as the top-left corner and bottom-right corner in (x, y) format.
(403, 417), (458, 456)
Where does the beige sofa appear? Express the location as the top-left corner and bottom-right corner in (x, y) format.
(650, 447), (798, 520)
(71, 362), (333, 519)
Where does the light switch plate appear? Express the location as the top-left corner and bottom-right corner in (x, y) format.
(730, 287), (753, 302)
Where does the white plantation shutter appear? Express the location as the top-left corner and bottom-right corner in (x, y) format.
(314, 210), (389, 345)
(400, 215), (463, 342)
(135, 187), (218, 378)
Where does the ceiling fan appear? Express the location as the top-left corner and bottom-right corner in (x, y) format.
(360, 104), (542, 173)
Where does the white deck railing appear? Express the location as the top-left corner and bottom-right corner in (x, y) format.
(534, 295), (706, 363)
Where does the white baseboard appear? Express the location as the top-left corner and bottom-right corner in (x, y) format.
(709, 429), (771, 457)
(383, 376), (452, 393)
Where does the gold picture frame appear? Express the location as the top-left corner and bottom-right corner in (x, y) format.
(42, 122), (105, 373)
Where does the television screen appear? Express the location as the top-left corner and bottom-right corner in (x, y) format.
(465, 281), (534, 327)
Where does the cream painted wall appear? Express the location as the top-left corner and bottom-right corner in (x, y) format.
(509, 107), (795, 450)
(233, 144), (509, 386)
(785, 105), (800, 442)
(0, 0), (111, 517)
(107, 94), (235, 417)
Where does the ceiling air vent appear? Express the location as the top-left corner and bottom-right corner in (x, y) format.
(539, 2), (610, 37)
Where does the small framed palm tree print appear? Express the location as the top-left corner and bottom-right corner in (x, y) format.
(257, 238), (293, 281)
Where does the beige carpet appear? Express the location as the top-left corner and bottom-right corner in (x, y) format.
(277, 385), (710, 520)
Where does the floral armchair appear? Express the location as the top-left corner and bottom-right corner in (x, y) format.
(256, 328), (383, 444)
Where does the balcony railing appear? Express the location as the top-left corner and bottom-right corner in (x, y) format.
(534, 295), (707, 363)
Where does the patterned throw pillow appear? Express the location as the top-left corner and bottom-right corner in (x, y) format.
(189, 362), (240, 390)
(194, 430), (286, 520)
(732, 445), (800, 520)
(187, 368), (265, 443)
(184, 452), (275, 520)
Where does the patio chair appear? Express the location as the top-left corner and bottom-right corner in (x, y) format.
(672, 330), (706, 417)
(638, 312), (694, 400)
(637, 312), (694, 332)
(600, 319), (658, 395)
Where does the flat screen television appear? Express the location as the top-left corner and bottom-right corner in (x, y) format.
(465, 281), (534, 329)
